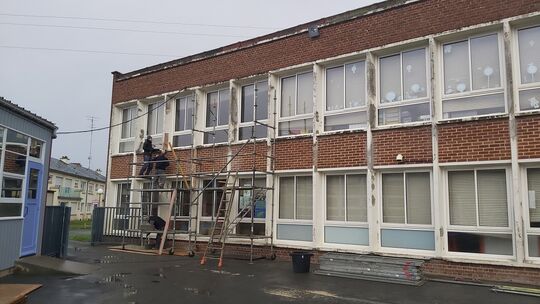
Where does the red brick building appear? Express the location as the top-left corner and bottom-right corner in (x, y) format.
(106, 0), (540, 285)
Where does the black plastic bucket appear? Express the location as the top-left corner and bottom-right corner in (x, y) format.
(290, 251), (313, 273)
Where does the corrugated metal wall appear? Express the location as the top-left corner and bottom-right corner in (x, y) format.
(0, 219), (23, 270)
(0, 107), (53, 141)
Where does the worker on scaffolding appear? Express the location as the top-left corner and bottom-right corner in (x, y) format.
(147, 215), (166, 249)
(139, 135), (156, 176)
(153, 149), (169, 188)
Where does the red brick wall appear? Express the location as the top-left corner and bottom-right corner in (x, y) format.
(372, 126), (432, 166)
(231, 142), (268, 172)
(422, 259), (540, 287)
(196, 146), (228, 173)
(317, 132), (366, 168)
(517, 115), (540, 159)
(275, 137), (313, 170)
(111, 0), (539, 103)
(110, 155), (133, 179)
(438, 119), (510, 163)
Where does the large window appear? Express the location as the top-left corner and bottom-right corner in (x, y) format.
(279, 72), (313, 136)
(526, 168), (540, 258)
(325, 61), (367, 131)
(236, 177), (266, 235)
(279, 176), (312, 220)
(205, 89), (229, 144)
(147, 102), (164, 147)
(381, 172), (431, 225)
(442, 34), (505, 119)
(239, 81), (268, 140)
(447, 169), (512, 255)
(0, 128), (28, 218)
(326, 174), (367, 222)
(116, 182), (131, 211)
(517, 25), (540, 112)
(119, 106), (137, 153)
(378, 48), (430, 126)
(173, 95), (194, 147)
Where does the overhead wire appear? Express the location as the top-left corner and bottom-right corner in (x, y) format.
(0, 45), (179, 57)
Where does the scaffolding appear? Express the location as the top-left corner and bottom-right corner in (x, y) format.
(120, 84), (277, 263)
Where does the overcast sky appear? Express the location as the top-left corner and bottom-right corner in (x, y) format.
(0, 0), (378, 173)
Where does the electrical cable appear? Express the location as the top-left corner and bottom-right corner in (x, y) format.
(0, 45), (179, 57)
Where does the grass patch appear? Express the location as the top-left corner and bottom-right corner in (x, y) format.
(70, 234), (91, 242)
(70, 219), (92, 230)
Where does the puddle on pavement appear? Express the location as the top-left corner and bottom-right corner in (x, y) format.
(264, 287), (361, 302)
(94, 255), (120, 264)
(96, 273), (138, 298)
(184, 287), (211, 296)
(209, 270), (241, 276)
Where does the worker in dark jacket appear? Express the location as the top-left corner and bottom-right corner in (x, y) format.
(153, 150), (169, 187)
(148, 215), (166, 249)
(139, 136), (155, 175)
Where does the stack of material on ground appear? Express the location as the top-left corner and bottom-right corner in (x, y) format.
(315, 253), (425, 286)
(0, 284), (41, 304)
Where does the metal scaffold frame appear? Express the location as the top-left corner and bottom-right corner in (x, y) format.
(120, 83), (277, 263)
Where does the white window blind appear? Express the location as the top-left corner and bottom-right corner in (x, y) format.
(326, 175), (345, 221)
(382, 173), (405, 223)
(406, 172), (431, 225)
(347, 174), (367, 222)
(296, 176), (313, 220)
(527, 168), (540, 223)
(448, 171), (477, 226)
(279, 177), (294, 219)
(477, 170), (508, 227)
(518, 26), (540, 85)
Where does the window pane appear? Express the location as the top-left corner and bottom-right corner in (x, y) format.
(402, 49), (427, 100)
(278, 119), (312, 136)
(296, 176), (313, 220)
(448, 232), (513, 255)
(4, 151), (26, 175)
(239, 125), (267, 140)
(518, 26), (540, 84)
(326, 175), (345, 221)
(281, 76), (296, 117)
(186, 97), (194, 130)
(380, 54), (402, 103)
(256, 81), (268, 120)
(119, 141), (134, 153)
(5, 129), (28, 155)
(378, 102), (431, 126)
(0, 203), (22, 217)
(203, 128), (228, 144)
(345, 61), (366, 108)
(470, 35), (501, 90)
(443, 40), (470, 95)
(528, 235), (540, 257)
(218, 89), (229, 126)
(528, 168), (540, 227)
(382, 173), (405, 223)
(519, 88), (540, 111)
(2, 176), (23, 198)
(279, 177), (294, 219)
(448, 171), (476, 226)
(326, 66), (344, 111)
(175, 97), (187, 131)
(297, 72), (313, 115)
(202, 180), (214, 217)
(477, 170), (508, 227)
(156, 103), (164, 134)
(29, 138), (43, 158)
(325, 111), (367, 131)
(347, 174), (367, 222)
(442, 93), (505, 119)
(121, 108), (130, 138)
(147, 104), (156, 135)
(173, 134), (192, 147)
(238, 178), (266, 219)
(406, 172), (431, 225)
(129, 107), (137, 137)
(206, 92), (219, 127)
(241, 84), (255, 123)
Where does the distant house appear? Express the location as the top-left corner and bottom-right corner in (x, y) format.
(46, 157), (106, 220)
(0, 97), (56, 272)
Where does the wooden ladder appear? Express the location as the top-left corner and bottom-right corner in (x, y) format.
(200, 170), (239, 268)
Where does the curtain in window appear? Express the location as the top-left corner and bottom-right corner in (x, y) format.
(382, 173), (405, 223)
(449, 171), (476, 226)
(326, 175), (345, 221)
(406, 172), (431, 225)
(279, 177), (294, 219)
(326, 66), (344, 111)
(443, 40), (470, 94)
(518, 26), (540, 84)
(528, 168), (540, 224)
(477, 170), (508, 227)
(296, 176), (313, 220)
(380, 54), (401, 103)
(471, 35), (501, 90)
(297, 72), (313, 115)
(347, 174), (367, 222)
(345, 61), (366, 108)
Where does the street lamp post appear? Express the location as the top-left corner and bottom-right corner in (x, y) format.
(97, 188), (104, 207)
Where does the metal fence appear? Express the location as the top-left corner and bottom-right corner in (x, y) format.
(41, 206), (71, 258)
(91, 207), (142, 246)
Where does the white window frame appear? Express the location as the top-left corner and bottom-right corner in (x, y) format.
(522, 166), (540, 261)
(172, 93), (195, 147)
(119, 106), (137, 153)
(323, 60), (368, 132)
(203, 88), (230, 145)
(235, 175), (267, 230)
(146, 101), (164, 146)
(513, 24), (540, 113)
(323, 172), (368, 230)
(443, 167), (515, 259)
(276, 174), (313, 223)
(238, 79), (269, 142)
(440, 32), (507, 120)
(198, 177), (227, 233)
(277, 71), (314, 137)
(376, 47), (431, 127)
(378, 170), (434, 230)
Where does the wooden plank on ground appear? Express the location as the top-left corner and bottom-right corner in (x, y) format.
(0, 284), (41, 304)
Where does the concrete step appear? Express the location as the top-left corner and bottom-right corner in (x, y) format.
(15, 255), (97, 276)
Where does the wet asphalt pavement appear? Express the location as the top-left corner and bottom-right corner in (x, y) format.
(1, 241), (538, 304)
